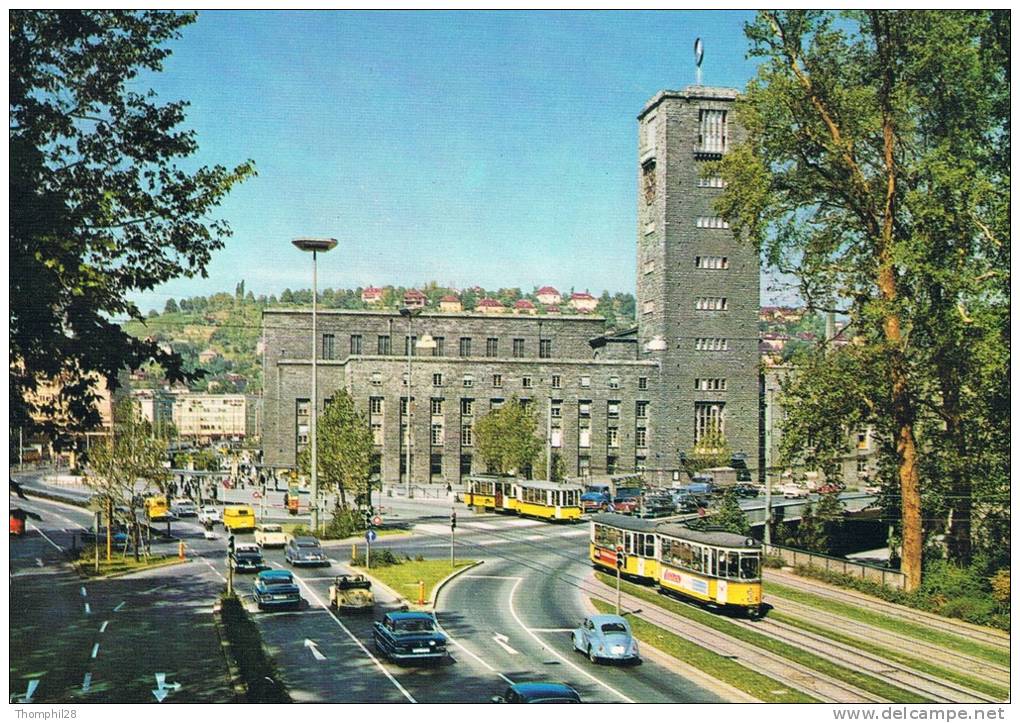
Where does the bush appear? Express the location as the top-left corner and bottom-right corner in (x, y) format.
(320, 508), (365, 540)
(990, 569), (1010, 606)
(763, 553), (786, 569)
(218, 595), (291, 703)
(350, 548), (401, 567)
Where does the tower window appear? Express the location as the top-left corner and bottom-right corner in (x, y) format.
(539, 339), (552, 358)
(696, 297), (728, 311)
(696, 217), (730, 229)
(642, 160), (656, 205)
(698, 109), (727, 155)
(695, 256), (729, 270)
(694, 402), (726, 443)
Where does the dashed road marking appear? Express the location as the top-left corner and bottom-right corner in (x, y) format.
(113, 602), (126, 612)
(81, 673), (92, 692)
(90, 643), (100, 659)
(84, 603), (91, 615)
(99, 621), (109, 633)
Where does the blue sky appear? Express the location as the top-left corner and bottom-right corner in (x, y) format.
(129, 10), (767, 313)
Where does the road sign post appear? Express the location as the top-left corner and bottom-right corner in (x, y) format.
(616, 545), (624, 614)
(450, 510), (457, 567)
(94, 510), (101, 574)
(365, 528), (377, 570)
(227, 534), (235, 596)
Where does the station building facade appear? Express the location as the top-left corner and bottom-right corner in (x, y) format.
(262, 85), (759, 486)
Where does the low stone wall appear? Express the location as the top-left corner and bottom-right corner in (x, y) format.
(764, 543), (906, 590)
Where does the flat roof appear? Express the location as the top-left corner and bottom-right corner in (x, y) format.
(263, 307), (604, 322)
(517, 480), (584, 492)
(656, 523), (760, 549)
(590, 513), (661, 533)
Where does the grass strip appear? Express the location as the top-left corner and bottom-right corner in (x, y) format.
(768, 609), (1009, 701)
(74, 551), (182, 578)
(590, 598), (817, 703)
(219, 595), (291, 703)
(595, 572), (931, 703)
(353, 559), (477, 603)
(765, 581), (1010, 668)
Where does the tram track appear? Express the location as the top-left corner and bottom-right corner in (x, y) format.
(764, 569), (1011, 650)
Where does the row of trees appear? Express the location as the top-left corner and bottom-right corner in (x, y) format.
(716, 10), (1009, 590)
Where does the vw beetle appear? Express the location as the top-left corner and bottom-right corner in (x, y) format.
(328, 574), (375, 611)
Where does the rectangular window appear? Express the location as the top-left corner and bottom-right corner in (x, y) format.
(486, 337), (499, 357)
(551, 374), (561, 389)
(430, 453), (443, 480)
(642, 160), (656, 205)
(539, 339), (552, 359)
(401, 372), (409, 387)
(460, 454), (472, 477)
(404, 335), (418, 357)
(643, 259), (655, 275)
(578, 456), (591, 477)
(400, 397), (410, 415)
(695, 297), (728, 311)
(322, 334), (335, 360)
(491, 398), (504, 410)
(550, 402), (562, 419)
(459, 337), (472, 357)
(696, 338), (729, 351)
(857, 430), (869, 450)
(694, 402), (726, 444)
(694, 378), (727, 391)
(608, 376), (620, 389)
(371, 423), (383, 446)
(463, 374), (473, 388)
(695, 256), (729, 269)
(461, 398), (474, 416)
(857, 458), (868, 476)
(695, 217), (730, 229)
(512, 338), (525, 358)
(697, 176), (726, 188)
(551, 428), (562, 448)
(698, 108), (727, 154)
(607, 428), (619, 448)
(433, 373), (443, 387)
(369, 397), (383, 415)
(431, 398), (443, 415)
(461, 424), (473, 447)
(377, 335), (391, 355)
(522, 376), (533, 389)
(579, 428), (591, 449)
(492, 374), (503, 388)
(638, 376), (648, 390)
(296, 399), (310, 451)
(606, 456), (618, 474)
(580, 376), (591, 388)
(579, 401), (591, 418)
(607, 401), (620, 419)
(431, 423), (444, 446)
(433, 336), (445, 356)
(350, 334), (362, 356)
(636, 401), (648, 419)
(635, 427), (647, 448)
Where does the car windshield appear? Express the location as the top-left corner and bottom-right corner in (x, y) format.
(394, 618), (435, 632)
(264, 577), (293, 586)
(600, 622), (628, 634)
(298, 541), (320, 548)
(263, 525), (282, 532)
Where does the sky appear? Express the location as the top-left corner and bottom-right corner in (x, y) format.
(128, 10), (769, 314)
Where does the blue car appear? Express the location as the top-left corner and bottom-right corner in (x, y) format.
(492, 682), (581, 704)
(372, 611), (448, 663)
(571, 614), (640, 664)
(580, 492), (610, 513)
(252, 569), (301, 610)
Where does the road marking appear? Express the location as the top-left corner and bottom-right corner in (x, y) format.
(464, 522), (499, 530)
(558, 528), (591, 537)
(281, 565), (417, 703)
(491, 633), (519, 655)
(304, 638), (327, 661)
(141, 584), (167, 594)
(36, 558), (44, 567)
(19, 498), (90, 531)
(530, 628), (574, 633)
(507, 577), (635, 703)
(502, 519), (544, 527)
(431, 617), (515, 686)
(28, 524), (64, 552)
(81, 672), (92, 693)
(80, 586), (87, 597)
(84, 603), (91, 615)
(91, 643), (100, 659)
(200, 556), (227, 583)
(113, 602), (126, 612)
(99, 621), (109, 633)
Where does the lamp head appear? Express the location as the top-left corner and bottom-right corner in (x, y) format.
(291, 237), (338, 253)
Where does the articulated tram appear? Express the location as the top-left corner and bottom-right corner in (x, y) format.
(465, 474), (518, 513)
(589, 513), (762, 617)
(465, 476), (583, 521)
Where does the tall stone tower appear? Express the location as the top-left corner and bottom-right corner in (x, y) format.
(636, 86), (760, 479)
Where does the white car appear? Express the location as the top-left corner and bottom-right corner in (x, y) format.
(780, 483), (808, 499)
(198, 506), (221, 527)
(171, 498), (197, 517)
(254, 523), (288, 548)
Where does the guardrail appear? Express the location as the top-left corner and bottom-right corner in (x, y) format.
(763, 543), (906, 590)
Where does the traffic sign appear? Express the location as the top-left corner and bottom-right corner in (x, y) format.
(372, 515), (382, 527)
(365, 529), (377, 543)
(252, 491), (262, 499)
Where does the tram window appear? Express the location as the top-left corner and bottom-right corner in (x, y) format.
(740, 553), (760, 580)
(719, 551), (740, 579)
(707, 549), (717, 577)
(626, 532), (636, 555)
(643, 535), (655, 557)
(594, 524), (620, 547)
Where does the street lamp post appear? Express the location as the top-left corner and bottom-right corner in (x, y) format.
(399, 307), (422, 498)
(292, 237), (338, 533)
(642, 336), (668, 485)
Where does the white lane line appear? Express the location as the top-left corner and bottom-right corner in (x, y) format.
(82, 672), (92, 692)
(99, 621), (109, 633)
(113, 602), (126, 612)
(28, 524), (64, 552)
(84, 603), (91, 615)
(502, 519), (544, 528)
(280, 565), (417, 703)
(431, 616), (515, 686)
(80, 586), (87, 597)
(18, 499), (90, 530)
(141, 584), (167, 594)
(90, 643), (100, 659)
(507, 577), (635, 703)
(200, 557), (227, 583)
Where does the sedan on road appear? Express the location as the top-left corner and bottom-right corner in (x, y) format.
(170, 498), (197, 517)
(572, 614), (640, 664)
(198, 506), (221, 527)
(252, 569), (302, 610)
(284, 536), (329, 566)
(492, 683), (581, 703)
(254, 523), (287, 548)
(372, 611), (448, 663)
(230, 543), (267, 573)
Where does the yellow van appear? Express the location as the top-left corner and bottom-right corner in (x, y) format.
(145, 496), (170, 521)
(222, 505), (256, 533)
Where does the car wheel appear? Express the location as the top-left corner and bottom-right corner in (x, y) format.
(588, 645), (598, 664)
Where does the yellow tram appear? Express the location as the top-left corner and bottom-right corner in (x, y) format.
(590, 513), (660, 582)
(514, 480), (583, 522)
(464, 474), (517, 513)
(656, 523), (762, 617)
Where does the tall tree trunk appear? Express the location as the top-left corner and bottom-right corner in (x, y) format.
(942, 372), (972, 565)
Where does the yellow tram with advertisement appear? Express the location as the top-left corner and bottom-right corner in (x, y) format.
(590, 513), (660, 581)
(588, 514), (762, 617)
(465, 474), (517, 513)
(514, 480), (583, 522)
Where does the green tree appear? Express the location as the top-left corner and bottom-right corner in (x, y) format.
(814, 491), (846, 553)
(711, 489), (751, 536)
(716, 10), (1008, 589)
(10, 11), (255, 444)
(533, 451), (567, 483)
(164, 299), (179, 314)
(684, 425), (733, 475)
(473, 398), (544, 476)
(297, 390), (374, 514)
(795, 502), (827, 554)
(84, 398), (170, 560)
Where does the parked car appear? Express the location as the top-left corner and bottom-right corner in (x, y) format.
(252, 569), (301, 610)
(328, 574), (375, 611)
(284, 536), (329, 566)
(638, 494), (675, 518)
(687, 479), (715, 497)
(198, 506), (221, 527)
(254, 523), (287, 548)
(372, 611), (448, 662)
(571, 613), (640, 664)
(812, 481), (845, 495)
(668, 488), (700, 513)
(80, 525), (130, 545)
(170, 498), (197, 517)
(731, 484), (761, 498)
(491, 683), (582, 704)
(230, 543), (266, 573)
(580, 491), (610, 513)
(781, 483), (808, 499)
